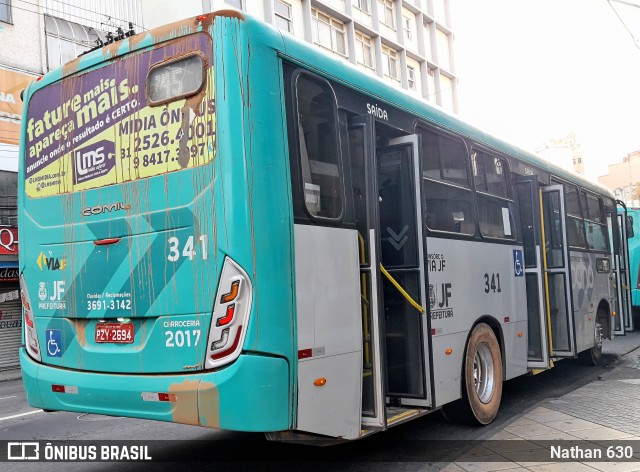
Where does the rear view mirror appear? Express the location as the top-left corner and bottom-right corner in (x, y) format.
(627, 215), (634, 238)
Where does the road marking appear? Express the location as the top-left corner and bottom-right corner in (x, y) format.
(0, 395), (16, 400)
(0, 410), (43, 421)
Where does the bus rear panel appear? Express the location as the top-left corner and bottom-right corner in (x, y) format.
(19, 12), (292, 433)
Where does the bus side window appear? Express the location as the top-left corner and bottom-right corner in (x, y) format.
(562, 184), (587, 249)
(418, 126), (475, 235)
(295, 73), (344, 220)
(472, 150), (516, 240)
(584, 192), (609, 252)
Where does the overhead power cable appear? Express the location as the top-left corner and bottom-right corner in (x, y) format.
(607, 0), (640, 50)
(0, 0), (145, 31)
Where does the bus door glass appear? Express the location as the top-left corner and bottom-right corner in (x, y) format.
(616, 210), (633, 333)
(609, 212), (624, 335)
(348, 114), (385, 428)
(515, 175), (550, 368)
(377, 135), (430, 407)
(542, 185), (576, 356)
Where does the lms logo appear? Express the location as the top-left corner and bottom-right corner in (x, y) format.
(73, 140), (116, 184)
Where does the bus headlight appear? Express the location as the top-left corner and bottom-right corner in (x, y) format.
(204, 257), (252, 369)
(20, 274), (41, 362)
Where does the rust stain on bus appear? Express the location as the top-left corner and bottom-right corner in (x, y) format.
(70, 319), (87, 347)
(59, 10), (244, 79)
(168, 379), (200, 426)
(62, 57), (82, 78)
(198, 380), (220, 428)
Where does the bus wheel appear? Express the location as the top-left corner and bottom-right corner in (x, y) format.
(445, 323), (503, 425)
(578, 318), (603, 366)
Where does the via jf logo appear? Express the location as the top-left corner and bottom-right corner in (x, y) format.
(36, 251), (66, 271)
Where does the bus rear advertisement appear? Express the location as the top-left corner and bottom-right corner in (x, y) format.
(18, 10), (631, 442)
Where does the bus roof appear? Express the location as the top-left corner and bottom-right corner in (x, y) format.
(22, 10), (615, 201)
(262, 15), (614, 200)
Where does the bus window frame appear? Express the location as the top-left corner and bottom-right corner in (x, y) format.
(551, 178), (587, 251)
(146, 50), (208, 107)
(549, 177), (612, 253)
(582, 190), (610, 253)
(415, 123), (477, 238)
(469, 146), (517, 241)
(291, 69), (346, 224)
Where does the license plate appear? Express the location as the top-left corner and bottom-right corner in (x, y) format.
(95, 323), (134, 344)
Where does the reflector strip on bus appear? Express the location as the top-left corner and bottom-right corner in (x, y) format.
(211, 325), (243, 360)
(93, 238), (122, 246)
(51, 385), (78, 394)
(298, 349), (312, 359)
(141, 392), (176, 402)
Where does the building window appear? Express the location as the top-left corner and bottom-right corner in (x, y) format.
(274, 0), (293, 33)
(403, 15), (413, 40)
(381, 44), (399, 81)
(355, 30), (375, 69)
(378, 0), (395, 29)
(225, 0), (244, 9)
(436, 28), (451, 70)
(407, 65), (416, 90)
(312, 9), (347, 57)
(353, 0), (370, 13)
(0, 0), (11, 23)
(44, 15), (103, 71)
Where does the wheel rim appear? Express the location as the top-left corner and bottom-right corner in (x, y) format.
(473, 342), (495, 404)
(594, 321), (603, 350)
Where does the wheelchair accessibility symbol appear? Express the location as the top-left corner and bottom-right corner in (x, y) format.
(513, 250), (524, 277)
(45, 329), (62, 357)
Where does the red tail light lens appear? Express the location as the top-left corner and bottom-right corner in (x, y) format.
(205, 258), (252, 369)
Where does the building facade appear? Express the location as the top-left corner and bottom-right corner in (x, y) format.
(141, 0), (458, 113)
(0, 0), (143, 370)
(598, 150), (640, 206)
(534, 132), (585, 176)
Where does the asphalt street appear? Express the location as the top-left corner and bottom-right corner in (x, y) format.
(0, 333), (636, 471)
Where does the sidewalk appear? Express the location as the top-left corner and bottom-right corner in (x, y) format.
(442, 330), (640, 472)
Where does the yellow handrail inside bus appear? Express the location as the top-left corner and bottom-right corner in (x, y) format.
(539, 189), (554, 355)
(379, 263), (425, 313)
(357, 232), (372, 368)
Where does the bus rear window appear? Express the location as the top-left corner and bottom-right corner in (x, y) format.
(24, 33), (215, 198)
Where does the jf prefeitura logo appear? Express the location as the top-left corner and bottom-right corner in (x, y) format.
(24, 33), (216, 198)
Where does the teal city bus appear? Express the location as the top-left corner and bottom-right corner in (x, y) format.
(19, 10), (630, 441)
(619, 204), (637, 331)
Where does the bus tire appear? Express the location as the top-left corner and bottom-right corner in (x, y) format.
(450, 322), (503, 425)
(578, 318), (603, 366)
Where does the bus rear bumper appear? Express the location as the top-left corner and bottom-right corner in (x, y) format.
(20, 348), (290, 432)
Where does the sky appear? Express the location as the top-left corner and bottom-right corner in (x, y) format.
(451, 0), (640, 179)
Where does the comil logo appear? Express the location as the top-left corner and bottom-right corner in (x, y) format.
(8, 442), (39, 460)
(81, 202), (131, 217)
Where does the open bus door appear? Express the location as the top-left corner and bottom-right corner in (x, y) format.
(542, 185), (576, 357)
(347, 117), (431, 431)
(615, 202), (633, 334)
(514, 176), (551, 369)
(380, 135), (430, 412)
(348, 114), (386, 429)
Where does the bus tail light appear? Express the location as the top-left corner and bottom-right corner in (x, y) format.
(205, 257), (252, 369)
(20, 274), (41, 362)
